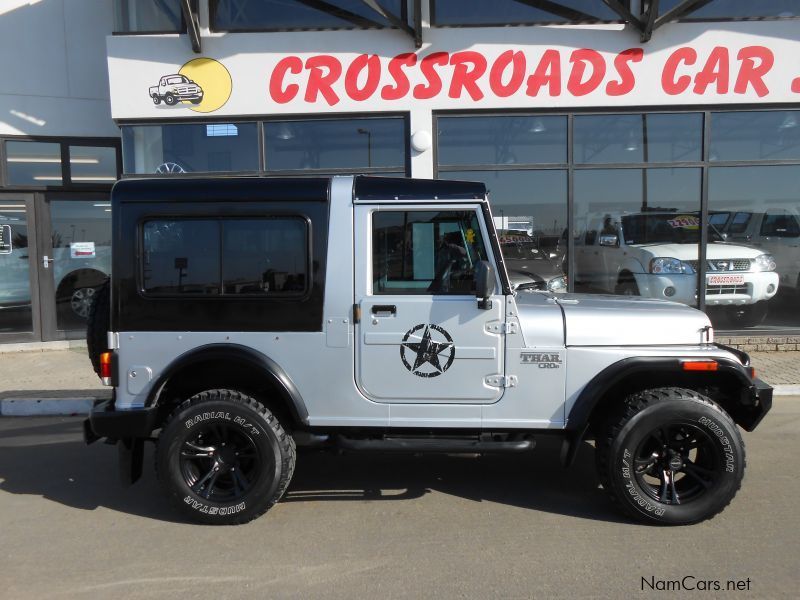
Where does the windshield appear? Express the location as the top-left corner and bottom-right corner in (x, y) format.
(167, 76), (188, 84)
(620, 213), (724, 245)
(501, 241), (548, 260)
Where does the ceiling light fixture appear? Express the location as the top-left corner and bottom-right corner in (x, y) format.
(529, 118), (546, 133)
(778, 114), (798, 130)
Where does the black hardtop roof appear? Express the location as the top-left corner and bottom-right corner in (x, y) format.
(111, 175), (487, 204)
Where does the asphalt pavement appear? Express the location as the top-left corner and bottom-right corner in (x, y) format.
(0, 397), (797, 599)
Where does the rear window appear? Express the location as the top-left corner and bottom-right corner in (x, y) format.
(142, 217), (309, 296)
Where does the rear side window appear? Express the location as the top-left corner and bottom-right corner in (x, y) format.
(142, 217), (309, 296)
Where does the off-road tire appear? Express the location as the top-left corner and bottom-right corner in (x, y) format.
(164, 93), (177, 105)
(596, 387), (744, 526)
(156, 389), (296, 525)
(152, 95), (161, 105)
(86, 278), (110, 377)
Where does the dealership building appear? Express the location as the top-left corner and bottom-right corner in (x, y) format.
(1, 0), (800, 345)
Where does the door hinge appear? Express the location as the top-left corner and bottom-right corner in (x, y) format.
(485, 374), (518, 388)
(485, 321), (518, 334)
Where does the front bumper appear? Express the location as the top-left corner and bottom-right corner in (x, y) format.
(633, 272), (779, 306)
(83, 399), (159, 444)
(742, 377), (773, 432)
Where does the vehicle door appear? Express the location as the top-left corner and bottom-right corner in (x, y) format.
(354, 205), (505, 403)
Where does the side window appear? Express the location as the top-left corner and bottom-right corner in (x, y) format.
(142, 220), (220, 294)
(372, 210), (488, 295)
(222, 218), (308, 295)
(760, 211), (800, 238)
(142, 217), (309, 296)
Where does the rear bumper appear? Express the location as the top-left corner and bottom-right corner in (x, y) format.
(83, 399), (158, 444)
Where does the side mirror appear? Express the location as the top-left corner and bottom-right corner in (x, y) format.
(475, 260), (496, 310)
(598, 233), (619, 247)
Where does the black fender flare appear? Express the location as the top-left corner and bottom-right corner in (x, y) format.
(561, 355), (768, 466)
(146, 343), (309, 426)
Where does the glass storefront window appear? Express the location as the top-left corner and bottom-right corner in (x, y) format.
(121, 123), (259, 174)
(0, 201), (33, 334)
(574, 113), (702, 164)
(440, 169), (568, 292)
(68, 146), (118, 184)
(657, 0), (799, 19)
(710, 111), (800, 162)
(212, 0), (406, 31)
(264, 118), (406, 172)
(433, 0), (620, 25)
(114, 0), (183, 33)
(707, 165), (800, 329)
(574, 168), (701, 299)
(5, 141), (62, 186)
(437, 116), (567, 166)
(50, 201), (112, 331)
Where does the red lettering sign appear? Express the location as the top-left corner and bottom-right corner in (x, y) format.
(264, 46), (779, 105)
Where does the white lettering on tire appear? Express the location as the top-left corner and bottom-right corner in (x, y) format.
(184, 495), (246, 515)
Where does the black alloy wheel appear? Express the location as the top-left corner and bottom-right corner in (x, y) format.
(596, 387), (745, 525)
(180, 423), (263, 502)
(631, 422), (720, 506)
(156, 389), (296, 525)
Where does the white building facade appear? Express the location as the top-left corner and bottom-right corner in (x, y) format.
(2, 1), (800, 342)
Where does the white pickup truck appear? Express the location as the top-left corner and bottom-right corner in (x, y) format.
(575, 212), (779, 327)
(149, 74), (203, 106)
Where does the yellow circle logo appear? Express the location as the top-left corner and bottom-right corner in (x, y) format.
(178, 58), (232, 113)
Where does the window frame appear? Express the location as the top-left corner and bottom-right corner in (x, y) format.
(369, 205), (497, 296)
(138, 215), (313, 300)
(430, 0), (628, 27)
(1, 136), (121, 191)
(434, 105), (800, 334)
(119, 113), (411, 178)
(209, 0), (411, 33)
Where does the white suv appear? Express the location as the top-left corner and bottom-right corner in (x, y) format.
(575, 212), (779, 327)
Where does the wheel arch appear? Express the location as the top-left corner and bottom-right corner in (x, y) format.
(146, 344), (309, 431)
(562, 356), (769, 466)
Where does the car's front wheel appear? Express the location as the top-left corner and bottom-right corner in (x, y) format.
(164, 93), (177, 105)
(596, 387), (745, 525)
(156, 389), (296, 525)
(726, 301), (768, 328)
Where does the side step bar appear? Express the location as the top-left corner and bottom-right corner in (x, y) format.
(334, 434), (536, 454)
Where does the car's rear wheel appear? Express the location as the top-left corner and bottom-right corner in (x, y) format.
(152, 95), (161, 105)
(156, 389), (296, 525)
(596, 387), (745, 525)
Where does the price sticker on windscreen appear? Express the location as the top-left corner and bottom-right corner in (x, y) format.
(70, 241), (96, 258)
(0, 224), (11, 254)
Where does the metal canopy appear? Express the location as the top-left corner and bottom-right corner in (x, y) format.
(604, 0), (715, 42)
(360, 0), (422, 48)
(180, 0), (201, 53)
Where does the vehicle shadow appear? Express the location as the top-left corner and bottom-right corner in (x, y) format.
(0, 418), (627, 524)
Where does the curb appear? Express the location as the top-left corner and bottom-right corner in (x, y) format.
(0, 340), (88, 354)
(0, 397), (96, 416)
(773, 385), (800, 396)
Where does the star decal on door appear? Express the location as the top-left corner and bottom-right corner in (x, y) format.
(400, 324), (456, 378)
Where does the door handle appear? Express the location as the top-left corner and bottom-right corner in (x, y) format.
(371, 305), (396, 317)
(42, 255), (53, 269)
